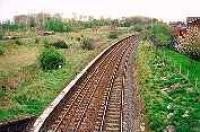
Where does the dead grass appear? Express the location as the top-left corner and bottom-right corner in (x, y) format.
(0, 45), (40, 71)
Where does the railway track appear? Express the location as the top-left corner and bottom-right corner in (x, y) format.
(32, 35), (139, 132)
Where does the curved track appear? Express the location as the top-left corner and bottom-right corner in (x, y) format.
(32, 35), (139, 132)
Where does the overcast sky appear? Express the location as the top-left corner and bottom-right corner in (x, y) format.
(0, 0), (200, 22)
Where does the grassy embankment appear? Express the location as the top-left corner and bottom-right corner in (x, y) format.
(0, 27), (132, 122)
(136, 41), (200, 131)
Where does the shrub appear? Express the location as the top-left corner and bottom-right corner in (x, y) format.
(76, 37), (81, 42)
(108, 31), (118, 39)
(15, 39), (22, 45)
(35, 38), (39, 44)
(52, 40), (69, 49)
(39, 48), (66, 70)
(0, 45), (5, 55)
(81, 37), (95, 50)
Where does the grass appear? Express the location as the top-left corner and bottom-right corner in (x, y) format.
(163, 48), (200, 88)
(0, 26), (132, 122)
(136, 41), (200, 132)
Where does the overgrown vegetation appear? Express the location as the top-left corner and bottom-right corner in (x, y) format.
(81, 37), (95, 50)
(136, 41), (200, 131)
(39, 48), (66, 70)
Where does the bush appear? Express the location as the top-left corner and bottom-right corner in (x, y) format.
(52, 40), (69, 49)
(35, 38), (39, 44)
(108, 31), (118, 39)
(15, 39), (22, 45)
(39, 48), (66, 70)
(76, 37), (81, 42)
(0, 45), (5, 55)
(81, 37), (95, 50)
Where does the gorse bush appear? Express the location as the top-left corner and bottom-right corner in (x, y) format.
(39, 48), (66, 70)
(0, 45), (5, 55)
(108, 31), (118, 39)
(52, 40), (69, 49)
(81, 37), (95, 50)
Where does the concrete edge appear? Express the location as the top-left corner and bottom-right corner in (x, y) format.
(32, 35), (134, 132)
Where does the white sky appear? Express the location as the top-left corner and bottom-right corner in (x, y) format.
(0, 0), (200, 22)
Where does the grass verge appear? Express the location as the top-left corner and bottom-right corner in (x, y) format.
(136, 41), (200, 131)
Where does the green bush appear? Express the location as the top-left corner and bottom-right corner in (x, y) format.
(52, 40), (69, 49)
(108, 31), (118, 39)
(39, 48), (66, 70)
(0, 45), (5, 55)
(81, 37), (95, 50)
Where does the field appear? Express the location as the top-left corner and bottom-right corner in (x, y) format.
(0, 26), (132, 122)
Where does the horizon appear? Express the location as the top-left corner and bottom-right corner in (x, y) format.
(0, 0), (200, 22)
